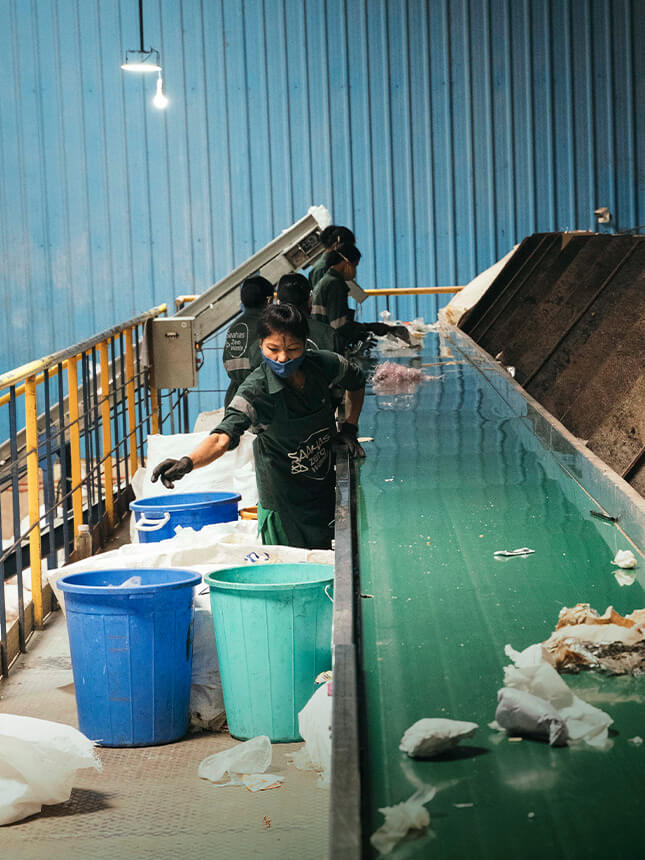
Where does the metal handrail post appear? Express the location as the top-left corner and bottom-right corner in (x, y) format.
(24, 376), (44, 628)
(124, 328), (138, 476)
(67, 356), (83, 537)
(98, 339), (115, 527)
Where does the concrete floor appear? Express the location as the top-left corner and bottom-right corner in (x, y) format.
(0, 524), (330, 859)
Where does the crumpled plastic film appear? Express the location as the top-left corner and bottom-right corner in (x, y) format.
(503, 644), (613, 749)
(370, 787), (437, 855)
(198, 735), (272, 786)
(399, 718), (478, 758)
(0, 715), (102, 826)
(494, 687), (568, 746)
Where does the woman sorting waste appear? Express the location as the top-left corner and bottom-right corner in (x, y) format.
(152, 303), (366, 550)
(311, 244), (412, 352)
(308, 224), (356, 288)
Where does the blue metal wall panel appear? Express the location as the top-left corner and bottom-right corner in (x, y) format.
(0, 0), (643, 422)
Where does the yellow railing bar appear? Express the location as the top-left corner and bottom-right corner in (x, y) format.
(150, 385), (160, 435)
(363, 287), (464, 296)
(175, 295), (199, 309)
(0, 303), (167, 394)
(98, 340), (114, 527)
(67, 356), (83, 538)
(124, 328), (138, 475)
(0, 361), (68, 408)
(24, 376), (44, 628)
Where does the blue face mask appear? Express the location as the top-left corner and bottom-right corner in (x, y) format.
(263, 352), (306, 378)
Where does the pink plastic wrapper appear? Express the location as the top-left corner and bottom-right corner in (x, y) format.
(371, 361), (441, 393)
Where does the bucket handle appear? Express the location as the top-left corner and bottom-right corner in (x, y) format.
(134, 511), (171, 531)
(324, 584), (334, 603)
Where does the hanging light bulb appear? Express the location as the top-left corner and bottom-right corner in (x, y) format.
(153, 73), (169, 109)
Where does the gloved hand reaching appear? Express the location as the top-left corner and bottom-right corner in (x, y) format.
(336, 422), (366, 459)
(367, 322), (412, 344)
(151, 456), (193, 489)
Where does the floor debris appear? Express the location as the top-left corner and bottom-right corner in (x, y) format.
(611, 550), (638, 570)
(493, 547), (535, 558)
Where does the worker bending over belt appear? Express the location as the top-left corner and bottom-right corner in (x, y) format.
(152, 304), (366, 550)
(311, 244), (411, 352)
(308, 224), (355, 289)
(277, 273), (340, 353)
(222, 275), (274, 407)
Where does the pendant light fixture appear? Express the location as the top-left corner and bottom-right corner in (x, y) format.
(121, 0), (168, 108)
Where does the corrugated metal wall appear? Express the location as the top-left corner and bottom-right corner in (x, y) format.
(1, 0), (643, 417)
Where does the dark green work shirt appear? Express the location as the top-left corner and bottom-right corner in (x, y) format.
(213, 351), (365, 547)
(308, 254), (330, 289)
(222, 308), (263, 407)
(311, 268), (367, 351)
(306, 317), (340, 353)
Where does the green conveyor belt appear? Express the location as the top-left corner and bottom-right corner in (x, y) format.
(356, 333), (645, 859)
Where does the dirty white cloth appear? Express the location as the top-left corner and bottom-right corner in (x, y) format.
(198, 735), (272, 786)
(291, 682), (332, 786)
(503, 644), (613, 748)
(370, 787), (437, 855)
(399, 718), (478, 758)
(611, 550), (638, 570)
(494, 687), (568, 746)
(0, 715), (101, 825)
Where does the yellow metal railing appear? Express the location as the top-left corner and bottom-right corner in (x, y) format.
(0, 305), (171, 676)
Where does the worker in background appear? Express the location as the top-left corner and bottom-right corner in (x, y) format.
(222, 275), (274, 407)
(276, 273), (339, 353)
(309, 224), (356, 288)
(152, 304), (366, 550)
(311, 244), (411, 353)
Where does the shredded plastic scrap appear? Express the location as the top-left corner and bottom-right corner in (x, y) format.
(542, 603), (645, 675)
(197, 735), (281, 789)
(372, 361), (441, 393)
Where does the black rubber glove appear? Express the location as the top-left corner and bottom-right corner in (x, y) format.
(336, 422), (366, 459)
(367, 322), (412, 344)
(151, 456), (193, 489)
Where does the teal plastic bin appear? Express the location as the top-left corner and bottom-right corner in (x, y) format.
(204, 563), (333, 742)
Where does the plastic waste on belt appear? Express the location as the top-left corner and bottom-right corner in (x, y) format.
(205, 563), (333, 742)
(130, 491), (241, 543)
(58, 568), (201, 747)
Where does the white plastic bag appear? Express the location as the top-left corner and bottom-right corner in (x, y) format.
(198, 735), (272, 785)
(494, 687), (568, 746)
(399, 718), (478, 758)
(503, 644), (613, 748)
(291, 682), (332, 786)
(0, 715), (101, 825)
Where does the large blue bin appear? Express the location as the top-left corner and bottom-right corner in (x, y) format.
(130, 492), (241, 543)
(58, 568), (201, 747)
(205, 563), (333, 742)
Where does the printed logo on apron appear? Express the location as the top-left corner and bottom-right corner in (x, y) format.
(287, 427), (332, 479)
(225, 323), (249, 357)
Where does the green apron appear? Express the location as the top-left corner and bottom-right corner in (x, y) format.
(253, 365), (336, 550)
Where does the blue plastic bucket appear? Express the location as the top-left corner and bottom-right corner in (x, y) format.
(130, 492), (241, 543)
(58, 568), (201, 747)
(205, 563), (333, 742)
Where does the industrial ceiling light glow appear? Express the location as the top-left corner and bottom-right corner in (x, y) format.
(121, 49), (161, 72)
(153, 73), (169, 109)
(121, 1), (162, 72)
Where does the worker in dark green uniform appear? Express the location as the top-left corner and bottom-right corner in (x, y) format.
(222, 275), (274, 407)
(277, 273), (340, 353)
(152, 304), (366, 550)
(311, 244), (411, 353)
(308, 224), (355, 288)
